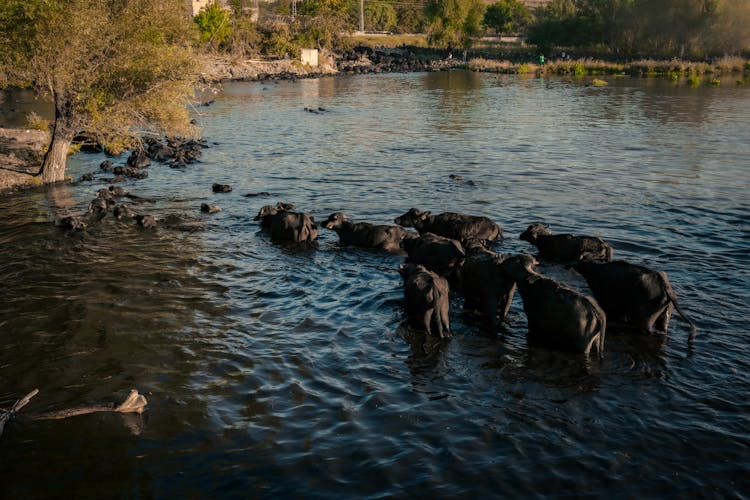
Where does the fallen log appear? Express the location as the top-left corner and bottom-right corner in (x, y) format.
(0, 388), (39, 439)
(0, 389), (147, 439)
(32, 389), (148, 420)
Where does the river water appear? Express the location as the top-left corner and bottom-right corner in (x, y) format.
(1, 72), (748, 497)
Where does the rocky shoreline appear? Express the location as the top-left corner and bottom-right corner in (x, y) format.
(0, 127), (49, 192)
(199, 46), (460, 83)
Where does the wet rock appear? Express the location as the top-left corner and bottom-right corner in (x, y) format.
(201, 203), (222, 214)
(212, 183), (232, 193)
(55, 215), (88, 231)
(135, 214), (157, 229)
(143, 136), (205, 167)
(108, 185), (129, 197)
(96, 188), (116, 204)
(88, 197), (109, 214)
(127, 150), (151, 169)
(114, 204), (137, 221)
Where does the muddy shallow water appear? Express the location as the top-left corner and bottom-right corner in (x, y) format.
(1, 72), (748, 497)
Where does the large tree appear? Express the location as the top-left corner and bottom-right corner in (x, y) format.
(483, 0), (532, 36)
(425, 0), (486, 49)
(0, 0), (200, 184)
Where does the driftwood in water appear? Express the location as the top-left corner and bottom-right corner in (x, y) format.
(0, 388), (39, 439)
(32, 389), (148, 420)
(1, 389), (147, 439)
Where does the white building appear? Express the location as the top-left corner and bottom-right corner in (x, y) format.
(190, 0), (230, 16)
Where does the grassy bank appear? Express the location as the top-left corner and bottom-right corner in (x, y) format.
(467, 55), (750, 83)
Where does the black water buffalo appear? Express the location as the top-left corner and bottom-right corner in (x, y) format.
(402, 232), (465, 283)
(573, 259), (697, 340)
(254, 205), (317, 243)
(399, 263), (451, 339)
(394, 208), (501, 243)
(323, 212), (416, 252)
(502, 254), (606, 356)
(460, 241), (516, 330)
(520, 222), (613, 263)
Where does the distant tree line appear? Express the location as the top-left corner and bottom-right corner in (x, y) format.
(528, 0), (750, 57)
(197, 0), (749, 57)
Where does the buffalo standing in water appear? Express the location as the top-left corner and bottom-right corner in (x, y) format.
(254, 204), (317, 243)
(402, 232), (465, 285)
(520, 222), (613, 263)
(399, 263), (451, 339)
(572, 259), (697, 341)
(395, 208), (501, 243)
(322, 212), (415, 252)
(459, 240), (516, 330)
(502, 254), (606, 356)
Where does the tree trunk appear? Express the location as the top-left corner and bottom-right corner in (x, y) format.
(38, 122), (74, 184)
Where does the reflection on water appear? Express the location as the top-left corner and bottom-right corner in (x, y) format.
(1, 72), (749, 497)
(0, 88), (54, 128)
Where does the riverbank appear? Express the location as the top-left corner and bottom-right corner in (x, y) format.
(0, 128), (48, 192)
(198, 48), (461, 83)
(200, 48), (749, 84)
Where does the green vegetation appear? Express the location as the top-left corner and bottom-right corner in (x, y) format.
(209, 0), (749, 65)
(0, 0), (199, 184)
(195, 0), (233, 48)
(25, 112), (50, 132)
(424, 0), (486, 49)
(527, 0), (750, 57)
(483, 0), (532, 37)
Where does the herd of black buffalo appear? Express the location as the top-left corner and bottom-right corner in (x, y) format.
(55, 139), (697, 358)
(252, 202), (698, 357)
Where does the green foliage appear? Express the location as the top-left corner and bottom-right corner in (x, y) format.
(526, 0), (750, 56)
(260, 22), (300, 57)
(393, 3), (425, 34)
(688, 73), (702, 86)
(365, 2), (398, 32)
(225, 16), (263, 57)
(299, 0), (351, 16)
(195, 1), (232, 48)
(25, 111), (50, 131)
(483, 0), (531, 36)
(573, 62), (586, 76)
(425, 0), (486, 49)
(517, 63), (533, 74)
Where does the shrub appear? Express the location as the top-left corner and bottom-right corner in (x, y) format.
(517, 63), (534, 74)
(195, 1), (232, 48)
(26, 111), (50, 131)
(573, 62), (586, 77)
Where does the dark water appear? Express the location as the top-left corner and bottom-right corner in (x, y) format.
(1, 72), (749, 497)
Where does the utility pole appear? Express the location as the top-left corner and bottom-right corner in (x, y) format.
(359, 0), (364, 33)
(292, 0), (297, 19)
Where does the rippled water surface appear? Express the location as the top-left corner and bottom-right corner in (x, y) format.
(1, 72), (749, 497)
